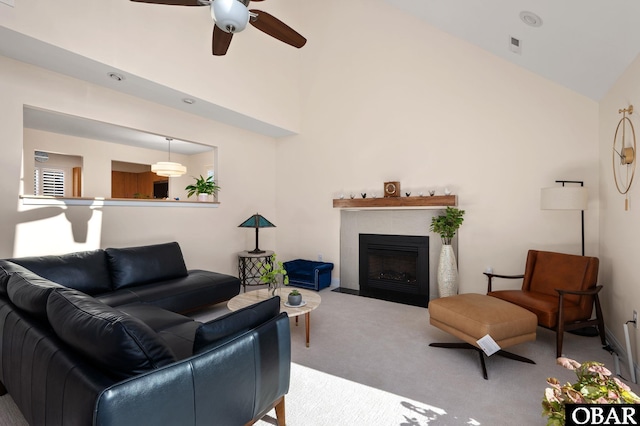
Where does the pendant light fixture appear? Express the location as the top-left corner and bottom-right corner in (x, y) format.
(152, 137), (187, 177)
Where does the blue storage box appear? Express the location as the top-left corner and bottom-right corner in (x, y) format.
(283, 259), (334, 291)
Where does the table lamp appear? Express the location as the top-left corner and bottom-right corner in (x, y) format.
(238, 213), (275, 254)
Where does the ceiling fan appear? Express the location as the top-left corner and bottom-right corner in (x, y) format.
(130, 0), (307, 56)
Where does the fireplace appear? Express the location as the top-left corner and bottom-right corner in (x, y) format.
(359, 234), (429, 307)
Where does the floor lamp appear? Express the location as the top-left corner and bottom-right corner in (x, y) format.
(540, 180), (588, 256)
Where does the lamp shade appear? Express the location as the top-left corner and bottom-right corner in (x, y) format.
(151, 161), (187, 177)
(239, 213), (275, 254)
(238, 213), (275, 229)
(211, 0), (249, 33)
(541, 186), (588, 210)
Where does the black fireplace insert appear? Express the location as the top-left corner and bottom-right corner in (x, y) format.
(359, 234), (429, 307)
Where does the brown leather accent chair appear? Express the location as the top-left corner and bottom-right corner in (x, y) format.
(485, 250), (606, 357)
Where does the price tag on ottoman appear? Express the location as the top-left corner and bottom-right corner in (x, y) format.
(477, 334), (501, 356)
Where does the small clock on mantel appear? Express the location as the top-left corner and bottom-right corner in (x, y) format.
(384, 181), (401, 197)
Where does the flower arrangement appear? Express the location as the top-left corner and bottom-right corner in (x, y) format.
(543, 357), (640, 426)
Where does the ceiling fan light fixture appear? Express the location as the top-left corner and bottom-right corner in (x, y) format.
(211, 0), (249, 33)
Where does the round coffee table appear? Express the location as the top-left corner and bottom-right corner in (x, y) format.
(227, 287), (321, 347)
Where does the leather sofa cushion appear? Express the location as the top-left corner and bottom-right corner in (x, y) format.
(193, 296), (281, 353)
(6, 271), (64, 320)
(7, 250), (112, 295)
(106, 242), (188, 290)
(118, 304), (200, 360)
(47, 288), (177, 380)
(0, 260), (34, 297)
(98, 270), (241, 313)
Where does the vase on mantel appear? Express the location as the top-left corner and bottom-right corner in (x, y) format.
(437, 244), (459, 297)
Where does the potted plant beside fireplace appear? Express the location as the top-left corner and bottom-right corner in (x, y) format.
(430, 206), (465, 298)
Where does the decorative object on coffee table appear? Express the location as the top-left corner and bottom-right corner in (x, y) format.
(238, 213), (275, 254)
(227, 288), (321, 347)
(259, 253), (289, 296)
(430, 206), (465, 297)
(288, 289), (302, 306)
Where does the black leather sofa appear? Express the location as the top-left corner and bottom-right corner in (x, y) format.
(0, 242), (291, 426)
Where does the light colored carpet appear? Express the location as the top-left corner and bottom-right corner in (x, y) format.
(1, 288), (637, 425)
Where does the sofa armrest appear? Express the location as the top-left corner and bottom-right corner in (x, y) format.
(94, 313), (291, 426)
(483, 272), (525, 293)
(314, 263), (333, 273)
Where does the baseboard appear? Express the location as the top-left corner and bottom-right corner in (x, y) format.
(604, 327), (638, 384)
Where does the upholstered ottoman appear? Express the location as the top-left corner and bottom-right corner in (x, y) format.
(429, 293), (537, 379)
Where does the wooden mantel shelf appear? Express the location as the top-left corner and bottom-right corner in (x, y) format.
(333, 195), (457, 208)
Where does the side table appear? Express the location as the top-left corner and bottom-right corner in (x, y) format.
(237, 250), (274, 292)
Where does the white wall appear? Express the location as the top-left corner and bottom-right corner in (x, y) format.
(275, 0), (600, 298)
(599, 53), (640, 369)
(0, 56), (278, 274)
(0, 0), (302, 133)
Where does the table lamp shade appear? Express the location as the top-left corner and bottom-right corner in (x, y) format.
(238, 213), (275, 254)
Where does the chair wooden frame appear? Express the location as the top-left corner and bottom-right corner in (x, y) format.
(486, 271), (606, 357)
(246, 396), (286, 426)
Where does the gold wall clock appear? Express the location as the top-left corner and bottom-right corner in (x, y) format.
(613, 105), (636, 210)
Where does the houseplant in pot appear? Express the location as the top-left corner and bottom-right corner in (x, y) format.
(430, 206), (465, 297)
(185, 175), (220, 201)
(287, 289), (302, 306)
(259, 254), (289, 296)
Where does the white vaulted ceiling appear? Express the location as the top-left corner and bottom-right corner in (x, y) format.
(2, 0), (640, 143)
(384, 0), (640, 101)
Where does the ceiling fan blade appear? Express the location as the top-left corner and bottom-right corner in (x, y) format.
(212, 25), (234, 56)
(130, 0), (205, 5)
(249, 9), (306, 48)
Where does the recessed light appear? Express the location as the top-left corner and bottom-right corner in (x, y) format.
(520, 11), (543, 28)
(107, 72), (125, 82)
(182, 98), (196, 105)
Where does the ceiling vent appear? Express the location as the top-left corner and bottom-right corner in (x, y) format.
(509, 36), (522, 54)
